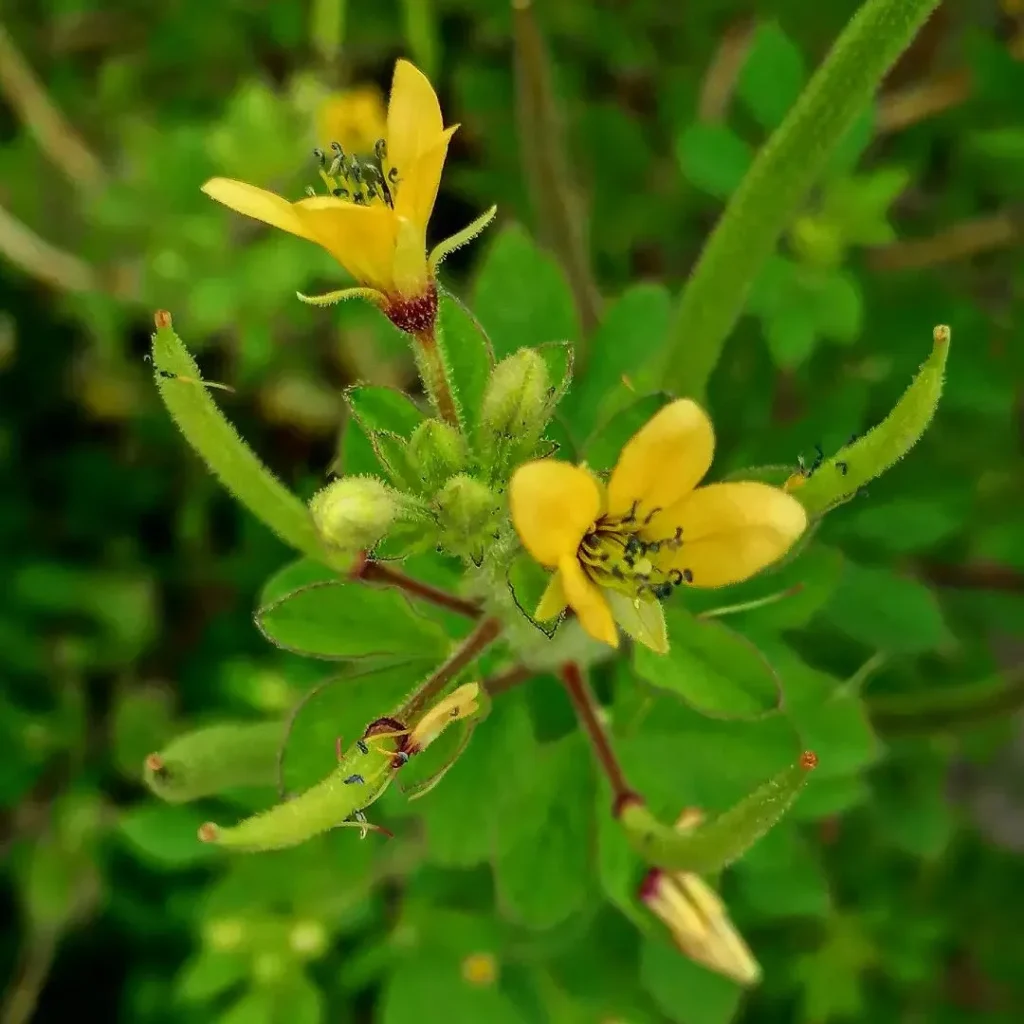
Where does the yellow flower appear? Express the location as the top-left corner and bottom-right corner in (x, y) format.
(509, 399), (807, 653)
(639, 811), (761, 986)
(407, 682), (480, 754)
(316, 85), (387, 155)
(201, 60), (495, 330)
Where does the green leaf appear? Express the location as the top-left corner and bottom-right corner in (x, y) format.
(836, 497), (962, 553)
(151, 315), (336, 567)
(176, 950), (248, 1004)
(820, 562), (952, 654)
(119, 803), (219, 869)
(584, 393), (672, 472)
(492, 736), (596, 929)
(280, 664), (425, 793)
(380, 957), (528, 1024)
(824, 105), (875, 176)
(562, 284), (672, 442)
(345, 386), (424, 438)
(217, 989), (275, 1024)
(256, 580), (450, 660)
(813, 269), (863, 344)
(260, 558), (339, 607)
(676, 123), (753, 200)
(640, 937), (744, 1024)
(436, 289), (494, 439)
(472, 223), (580, 360)
(764, 301), (819, 369)
(633, 607), (781, 719)
(733, 824), (832, 919)
(737, 22), (808, 132)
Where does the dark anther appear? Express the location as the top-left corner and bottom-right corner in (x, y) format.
(682, 568), (694, 583)
(328, 156), (344, 177)
(388, 166), (400, 183)
(645, 540), (661, 554)
(621, 500), (639, 525)
(836, 461), (848, 475)
(391, 751), (409, 768)
(331, 187), (349, 198)
(356, 739), (369, 755)
(668, 568), (684, 585)
(352, 192), (366, 204)
(313, 147), (326, 165)
(611, 565), (626, 581)
(623, 554), (636, 569)
(669, 525), (683, 548)
(653, 582), (674, 600)
(597, 551), (609, 562)
(643, 506), (663, 526)
(349, 163), (363, 183)
(624, 535), (644, 556)
(344, 774), (365, 785)
(582, 531), (598, 546)
(330, 141), (344, 154)
(374, 138), (388, 162)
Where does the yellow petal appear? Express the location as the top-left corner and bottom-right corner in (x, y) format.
(294, 197), (397, 291)
(510, 460), (602, 567)
(409, 682), (480, 752)
(391, 215), (431, 298)
(605, 592), (668, 653)
(559, 556), (618, 648)
(202, 178), (315, 242)
(607, 399), (715, 520)
(534, 570), (567, 621)
(654, 482), (807, 588)
(386, 59), (445, 176)
(394, 124), (458, 233)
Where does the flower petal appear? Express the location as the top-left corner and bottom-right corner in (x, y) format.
(386, 59), (445, 175)
(607, 399), (715, 520)
(394, 124), (458, 233)
(606, 592), (668, 654)
(559, 556), (618, 648)
(654, 482), (807, 588)
(202, 178), (316, 242)
(294, 197), (397, 291)
(534, 570), (567, 621)
(510, 460), (602, 567)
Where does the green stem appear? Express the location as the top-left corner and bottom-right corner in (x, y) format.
(658, 0), (942, 398)
(411, 325), (460, 428)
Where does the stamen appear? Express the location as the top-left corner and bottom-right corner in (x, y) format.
(642, 506), (663, 526)
(374, 139), (387, 162)
(682, 568), (693, 583)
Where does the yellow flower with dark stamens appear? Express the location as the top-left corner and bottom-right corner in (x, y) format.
(201, 60), (495, 331)
(639, 809), (761, 986)
(509, 399), (807, 653)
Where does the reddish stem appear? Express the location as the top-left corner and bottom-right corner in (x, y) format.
(559, 661), (639, 813)
(481, 664), (533, 698)
(351, 553), (482, 619)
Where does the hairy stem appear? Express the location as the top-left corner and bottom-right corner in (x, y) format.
(352, 553), (482, 619)
(559, 661), (637, 812)
(481, 664), (533, 698)
(399, 616), (503, 722)
(658, 0), (942, 399)
(411, 327), (460, 428)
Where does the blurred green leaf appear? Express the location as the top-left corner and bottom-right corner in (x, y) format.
(119, 803), (219, 869)
(436, 290), (495, 441)
(176, 950), (248, 1004)
(345, 385), (424, 438)
(737, 22), (807, 132)
(676, 124), (753, 200)
(640, 937), (743, 1024)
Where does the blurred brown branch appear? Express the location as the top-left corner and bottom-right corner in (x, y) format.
(696, 17), (756, 123)
(0, 21), (106, 190)
(0, 202), (99, 292)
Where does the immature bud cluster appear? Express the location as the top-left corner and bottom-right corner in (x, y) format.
(480, 348), (552, 469)
(310, 475), (403, 552)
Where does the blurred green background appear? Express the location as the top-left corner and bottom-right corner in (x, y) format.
(2, 0), (1024, 1021)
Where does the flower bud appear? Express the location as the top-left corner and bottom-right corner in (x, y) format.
(480, 348), (551, 467)
(434, 474), (500, 559)
(309, 475), (401, 552)
(408, 419), (468, 491)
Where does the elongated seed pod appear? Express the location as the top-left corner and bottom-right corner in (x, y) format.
(788, 326), (949, 518)
(144, 722), (284, 803)
(620, 753), (817, 873)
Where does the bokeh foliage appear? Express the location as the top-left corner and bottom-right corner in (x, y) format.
(2, 1), (1024, 1023)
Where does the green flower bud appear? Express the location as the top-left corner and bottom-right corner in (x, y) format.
(408, 419), (469, 491)
(480, 348), (551, 469)
(435, 474), (500, 560)
(309, 475), (402, 552)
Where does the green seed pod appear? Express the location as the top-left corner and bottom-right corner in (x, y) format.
(789, 325), (950, 518)
(479, 348), (551, 469)
(434, 474), (500, 559)
(309, 475), (403, 552)
(408, 419), (469, 491)
(620, 752), (817, 873)
(144, 721), (283, 803)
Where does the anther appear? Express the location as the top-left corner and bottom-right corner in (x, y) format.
(356, 739), (369, 755)
(667, 569), (684, 586)
(621, 500), (639, 526)
(652, 582), (674, 600)
(682, 568), (694, 583)
(374, 139), (387, 162)
(642, 506), (663, 526)
(331, 187), (349, 198)
(836, 461), (848, 475)
(312, 147), (326, 165)
(344, 774), (365, 785)
(330, 141), (344, 154)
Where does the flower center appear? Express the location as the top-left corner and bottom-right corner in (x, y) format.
(577, 500), (692, 602)
(309, 139), (400, 208)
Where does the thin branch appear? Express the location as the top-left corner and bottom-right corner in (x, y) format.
(399, 616), (503, 722)
(0, 22), (106, 190)
(696, 17), (757, 124)
(511, 0), (602, 338)
(867, 210), (1022, 272)
(559, 661), (637, 813)
(918, 561), (1024, 594)
(1, 928), (58, 1024)
(481, 664), (533, 698)
(875, 68), (970, 135)
(351, 553), (482, 619)
(0, 202), (98, 292)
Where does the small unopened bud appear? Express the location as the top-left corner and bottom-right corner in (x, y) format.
(435, 474), (499, 558)
(310, 475), (401, 552)
(408, 419), (468, 490)
(480, 348), (551, 467)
